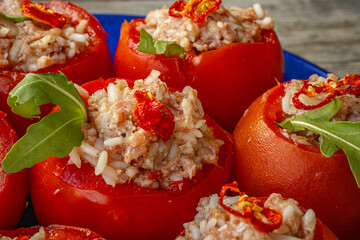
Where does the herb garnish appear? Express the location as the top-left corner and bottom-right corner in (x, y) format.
(136, 29), (185, 58)
(0, 12), (31, 23)
(2, 73), (87, 173)
(277, 98), (360, 187)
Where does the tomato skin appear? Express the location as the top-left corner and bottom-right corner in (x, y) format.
(232, 83), (360, 240)
(0, 111), (29, 229)
(0, 1), (112, 136)
(30, 78), (233, 240)
(113, 19), (284, 132)
(0, 224), (105, 239)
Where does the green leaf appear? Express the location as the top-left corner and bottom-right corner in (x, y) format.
(0, 13), (31, 23)
(2, 73), (87, 173)
(320, 136), (339, 157)
(277, 98), (360, 188)
(136, 29), (185, 58)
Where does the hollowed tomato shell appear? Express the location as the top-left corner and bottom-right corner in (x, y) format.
(0, 111), (29, 229)
(0, 1), (112, 136)
(113, 19), (284, 132)
(232, 83), (360, 239)
(30, 78), (233, 240)
(177, 196), (339, 240)
(0, 224), (105, 239)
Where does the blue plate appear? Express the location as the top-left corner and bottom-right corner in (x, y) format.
(94, 14), (329, 81)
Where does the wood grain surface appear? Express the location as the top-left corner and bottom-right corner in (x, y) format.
(72, 0), (360, 77)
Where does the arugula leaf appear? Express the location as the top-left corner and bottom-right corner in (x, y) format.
(277, 98), (360, 188)
(136, 29), (185, 58)
(2, 73), (87, 173)
(0, 13), (31, 23)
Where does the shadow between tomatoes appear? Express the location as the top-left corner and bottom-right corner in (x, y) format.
(0, 111), (29, 229)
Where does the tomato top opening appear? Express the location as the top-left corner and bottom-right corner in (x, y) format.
(0, 224), (105, 239)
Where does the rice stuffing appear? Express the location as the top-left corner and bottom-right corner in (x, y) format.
(281, 73), (360, 145)
(177, 193), (316, 240)
(0, 0), (90, 71)
(68, 70), (221, 189)
(139, 3), (274, 52)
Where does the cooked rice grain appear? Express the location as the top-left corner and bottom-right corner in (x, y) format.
(140, 4), (274, 52)
(69, 70), (220, 189)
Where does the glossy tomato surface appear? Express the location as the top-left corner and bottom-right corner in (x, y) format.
(30, 78), (233, 240)
(232, 83), (360, 240)
(0, 224), (105, 239)
(113, 19), (284, 132)
(0, 111), (29, 229)
(0, 1), (112, 136)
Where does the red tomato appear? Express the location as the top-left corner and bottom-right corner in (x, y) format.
(30, 78), (233, 240)
(113, 19), (284, 132)
(0, 224), (105, 239)
(0, 111), (29, 229)
(177, 196), (339, 240)
(0, 1), (112, 136)
(232, 83), (360, 240)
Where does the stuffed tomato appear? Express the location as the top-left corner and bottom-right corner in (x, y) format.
(0, 224), (105, 239)
(29, 71), (233, 240)
(0, 0), (112, 136)
(113, 0), (284, 132)
(232, 74), (360, 239)
(177, 182), (338, 240)
(0, 111), (29, 229)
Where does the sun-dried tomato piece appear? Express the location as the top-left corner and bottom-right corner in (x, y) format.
(21, 0), (66, 28)
(292, 74), (360, 110)
(168, 0), (222, 23)
(168, 0), (188, 18)
(218, 182), (283, 233)
(132, 90), (175, 141)
(14, 236), (29, 240)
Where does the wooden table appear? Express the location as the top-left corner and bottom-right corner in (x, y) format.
(72, 0), (360, 78)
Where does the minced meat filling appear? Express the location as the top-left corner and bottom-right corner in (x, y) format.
(139, 4), (274, 52)
(69, 70), (221, 189)
(177, 193), (316, 240)
(281, 74), (360, 145)
(0, 0), (89, 71)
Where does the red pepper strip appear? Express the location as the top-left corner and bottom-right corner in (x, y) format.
(132, 90), (175, 141)
(168, 0), (188, 18)
(21, 0), (66, 28)
(292, 74), (360, 110)
(15, 236), (30, 240)
(169, 0), (222, 23)
(218, 182), (283, 233)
